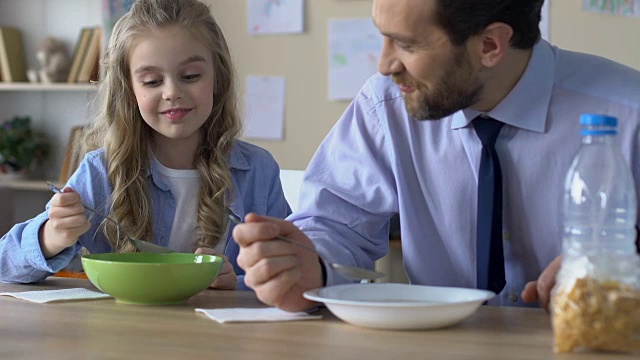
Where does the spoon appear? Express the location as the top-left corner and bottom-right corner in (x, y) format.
(227, 212), (385, 281)
(46, 182), (173, 253)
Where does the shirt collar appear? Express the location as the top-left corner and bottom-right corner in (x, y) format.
(145, 142), (252, 190)
(451, 39), (554, 133)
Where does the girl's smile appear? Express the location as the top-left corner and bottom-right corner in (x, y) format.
(160, 107), (193, 122)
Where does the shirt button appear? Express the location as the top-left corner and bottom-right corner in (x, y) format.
(508, 292), (518, 302)
(502, 230), (510, 241)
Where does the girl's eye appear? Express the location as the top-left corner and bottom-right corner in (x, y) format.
(182, 73), (201, 81)
(141, 79), (161, 87)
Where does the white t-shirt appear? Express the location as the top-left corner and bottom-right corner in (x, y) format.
(153, 157), (226, 254)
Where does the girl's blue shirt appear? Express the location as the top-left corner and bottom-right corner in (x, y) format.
(0, 140), (291, 290)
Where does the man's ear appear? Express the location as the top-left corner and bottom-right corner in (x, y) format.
(472, 22), (513, 68)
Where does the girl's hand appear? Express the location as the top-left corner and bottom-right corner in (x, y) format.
(40, 187), (91, 259)
(195, 248), (237, 290)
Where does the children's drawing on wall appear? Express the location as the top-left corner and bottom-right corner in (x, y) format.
(582, 0), (640, 17)
(248, 0), (305, 35)
(328, 18), (383, 101)
(244, 76), (286, 140)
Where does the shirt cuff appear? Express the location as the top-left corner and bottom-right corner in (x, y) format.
(22, 212), (77, 273)
(236, 275), (253, 291)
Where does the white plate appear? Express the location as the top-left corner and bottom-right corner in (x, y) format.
(303, 283), (495, 330)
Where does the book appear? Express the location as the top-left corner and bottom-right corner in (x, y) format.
(0, 26), (27, 82)
(76, 27), (102, 83)
(66, 28), (93, 83)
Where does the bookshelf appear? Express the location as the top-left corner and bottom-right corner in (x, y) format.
(0, 0), (101, 225)
(0, 0), (101, 180)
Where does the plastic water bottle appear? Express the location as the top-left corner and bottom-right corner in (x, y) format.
(562, 114), (637, 259)
(552, 114), (640, 354)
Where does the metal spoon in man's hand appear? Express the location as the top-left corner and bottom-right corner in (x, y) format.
(227, 212), (385, 282)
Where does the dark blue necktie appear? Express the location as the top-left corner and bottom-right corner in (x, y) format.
(474, 116), (506, 294)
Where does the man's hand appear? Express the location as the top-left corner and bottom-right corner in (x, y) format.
(40, 187), (91, 259)
(234, 213), (323, 312)
(521, 256), (561, 311)
(195, 248), (236, 290)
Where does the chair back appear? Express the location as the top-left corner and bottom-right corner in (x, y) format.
(279, 169), (304, 213)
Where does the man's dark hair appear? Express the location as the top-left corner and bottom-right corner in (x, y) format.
(434, 0), (544, 49)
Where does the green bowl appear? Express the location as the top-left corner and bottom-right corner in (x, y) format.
(81, 253), (223, 305)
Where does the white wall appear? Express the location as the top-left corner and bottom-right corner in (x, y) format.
(207, 0), (640, 170)
(550, 0), (640, 70)
(206, 0), (373, 171)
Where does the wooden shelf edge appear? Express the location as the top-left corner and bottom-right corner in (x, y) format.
(0, 83), (97, 91)
(0, 179), (60, 191)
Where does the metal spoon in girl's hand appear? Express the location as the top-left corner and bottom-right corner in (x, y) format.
(46, 182), (173, 253)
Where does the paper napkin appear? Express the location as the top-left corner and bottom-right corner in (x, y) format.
(0, 288), (111, 303)
(195, 307), (322, 323)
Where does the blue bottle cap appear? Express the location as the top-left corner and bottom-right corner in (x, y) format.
(580, 114), (617, 127)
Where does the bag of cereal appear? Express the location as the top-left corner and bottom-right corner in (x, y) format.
(551, 254), (640, 353)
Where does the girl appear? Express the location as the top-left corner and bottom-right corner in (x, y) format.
(0, 0), (291, 290)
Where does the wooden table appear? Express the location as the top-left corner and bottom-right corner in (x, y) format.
(0, 278), (634, 360)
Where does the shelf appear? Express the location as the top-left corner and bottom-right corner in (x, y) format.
(0, 83), (97, 92)
(0, 179), (59, 191)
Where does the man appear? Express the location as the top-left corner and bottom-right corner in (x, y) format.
(233, 0), (640, 312)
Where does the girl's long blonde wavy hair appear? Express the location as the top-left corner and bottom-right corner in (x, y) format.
(83, 0), (241, 253)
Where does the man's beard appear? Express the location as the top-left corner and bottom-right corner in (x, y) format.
(395, 48), (483, 121)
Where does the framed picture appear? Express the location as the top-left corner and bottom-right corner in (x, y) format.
(58, 126), (86, 184)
